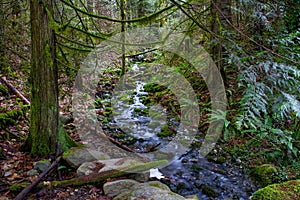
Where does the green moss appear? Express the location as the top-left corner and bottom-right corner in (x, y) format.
(0, 85), (8, 96)
(250, 164), (277, 187)
(133, 107), (142, 112)
(216, 156), (226, 164)
(144, 83), (164, 93)
(148, 181), (170, 190)
(115, 133), (126, 139)
(9, 182), (31, 192)
(251, 180), (300, 200)
(191, 164), (204, 171)
(157, 124), (174, 138)
(201, 184), (220, 197)
(0, 109), (23, 128)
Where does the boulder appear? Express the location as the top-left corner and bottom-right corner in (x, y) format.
(250, 164), (277, 187)
(62, 147), (110, 168)
(103, 179), (139, 197)
(113, 181), (188, 200)
(251, 179), (300, 200)
(34, 160), (51, 172)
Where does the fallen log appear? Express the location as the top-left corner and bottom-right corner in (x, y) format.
(0, 77), (30, 105)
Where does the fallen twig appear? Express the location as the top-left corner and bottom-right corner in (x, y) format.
(0, 77), (30, 105)
(14, 156), (62, 200)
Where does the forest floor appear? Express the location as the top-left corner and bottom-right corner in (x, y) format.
(0, 65), (299, 199)
(0, 73), (113, 199)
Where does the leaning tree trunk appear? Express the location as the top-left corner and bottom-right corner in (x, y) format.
(25, 0), (59, 157)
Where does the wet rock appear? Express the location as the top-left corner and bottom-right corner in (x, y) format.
(250, 164), (277, 187)
(34, 160), (51, 172)
(251, 179), (300, 200)
(113, 181), (187, 200)
(103, 179), (139, 197)
(62, 147), (110, 168)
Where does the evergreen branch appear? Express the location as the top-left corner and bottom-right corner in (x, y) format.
(57, 42), (92, 52)
(68, 25), (112, 39)
(169, 0), (217, 38)
(210, 0), (300, 65)
(61, 0), (174, 23)
(56, 33), (95, 49)
(68, 0), (94, 46)
(78, 0), (101, 34)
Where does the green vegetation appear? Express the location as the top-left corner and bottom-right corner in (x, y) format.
(250, 164), (277, 187)
(251, 180), (300, 200)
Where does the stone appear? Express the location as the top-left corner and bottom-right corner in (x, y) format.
(26, 169), (39, 176)
(34, 160), (51, 172)
(250, 164), (277, 187)
(62, 147), (110, 168)
(77, 158), (143, 176)
(113, 181), (187, 200)
(251, 179), (300, 200)
(103, 179), (139, 197)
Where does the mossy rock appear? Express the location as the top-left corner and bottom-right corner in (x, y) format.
(201, 184), (220, 197)
(251, 179), (300, 200)
(250, 164), (277, 187)
(157, 124), (174, 138)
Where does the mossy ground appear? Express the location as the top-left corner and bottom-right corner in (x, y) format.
(251, 179), (300, 200)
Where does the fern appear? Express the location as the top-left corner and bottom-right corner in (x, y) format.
(236, 60), (300, 156)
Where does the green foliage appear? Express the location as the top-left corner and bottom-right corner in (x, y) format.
(236, 61), (300, 157)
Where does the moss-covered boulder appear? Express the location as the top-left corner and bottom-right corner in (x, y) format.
(113, 181), (188, 200)
(250, 164), (277, 187)
(62, 147), (111, 168)
(251, 179), (300, 200)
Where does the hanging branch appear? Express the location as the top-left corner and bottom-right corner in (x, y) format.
(61, 0), (175, 23)
(56, 33), (96, 49)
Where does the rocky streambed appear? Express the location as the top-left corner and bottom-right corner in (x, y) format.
(86, 62), (258, 199)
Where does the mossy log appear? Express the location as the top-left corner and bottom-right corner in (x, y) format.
(49, 160), (167, 188)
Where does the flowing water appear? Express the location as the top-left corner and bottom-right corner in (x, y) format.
(99, 63), (257, 199)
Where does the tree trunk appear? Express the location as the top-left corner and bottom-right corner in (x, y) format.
(25, 0), (59, 157)
(210, 0), (232, 86)
(120, 0), (126, 77)
(0, 0), (6, 73)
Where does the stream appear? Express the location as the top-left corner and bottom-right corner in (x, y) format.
(97, 62), (257, 200)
